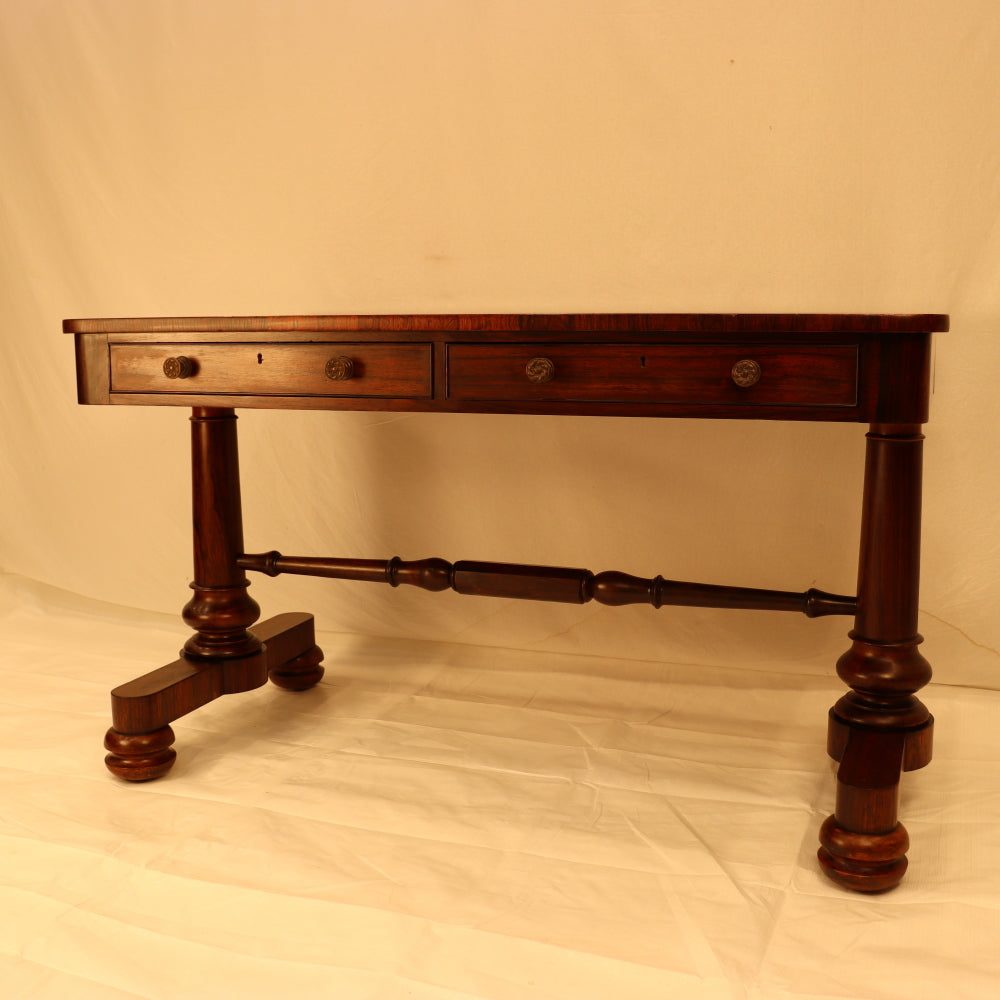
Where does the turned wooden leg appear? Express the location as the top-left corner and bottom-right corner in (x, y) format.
(819, 423), (933, 891)
(105, 407), (262, 780)
(181, 407), (262, 661)
(104, 409), (326, 781)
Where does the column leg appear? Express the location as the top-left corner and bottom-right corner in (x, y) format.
(818, 423), (933, 891)
(181, 407), (263, 660)
(105, 407), (265, 779)
(104, 408), (326, 780)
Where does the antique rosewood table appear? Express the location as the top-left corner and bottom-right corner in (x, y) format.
(68, 312), (948, 892)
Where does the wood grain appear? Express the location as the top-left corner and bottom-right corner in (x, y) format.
(74, 313), (946, 892)
(110, 342), (432, 398)
(236, 551), (858, 617)
(447, 343), (858, 407)
(64, 313), (950, 335)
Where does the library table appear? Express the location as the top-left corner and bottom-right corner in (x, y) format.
(67, 312), (948, 892)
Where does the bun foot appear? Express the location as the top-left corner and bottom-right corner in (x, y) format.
(818, 815), (909, 892)
(104, 726), (177, 781)
(269, 644), (325, 690)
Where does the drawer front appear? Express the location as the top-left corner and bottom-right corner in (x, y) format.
(110, 343), (433, 398)
(447, 343), (858, 407)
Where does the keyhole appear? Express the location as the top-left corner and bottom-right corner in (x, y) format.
(640, 356), (646, 368)
(257, 353), (263, 364)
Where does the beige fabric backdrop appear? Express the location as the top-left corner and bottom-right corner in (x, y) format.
(1, 1), (997, 687)
(2, 0), (998, 689)
(3, 4), (1000, 998)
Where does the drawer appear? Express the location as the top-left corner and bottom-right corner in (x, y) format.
(447, 343), (858, 407)
(110, 343), (433, 398)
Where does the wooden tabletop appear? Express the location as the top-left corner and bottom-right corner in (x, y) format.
(64, 314), (950, 335)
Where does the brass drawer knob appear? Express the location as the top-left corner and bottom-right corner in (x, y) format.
(325, 356), (355, 381)
(163, 356), (194, 379)
(525, 356), (555, 383)
(731, 359), (762, 387)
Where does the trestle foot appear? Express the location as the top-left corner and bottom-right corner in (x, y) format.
(818, 816), (909, 893)
(103, 612), (324, 779)
(251, 612), (325, 690)
(105, 726), (177, 781)
(269, 644), (325, 690)
(818, 715), (933, 892)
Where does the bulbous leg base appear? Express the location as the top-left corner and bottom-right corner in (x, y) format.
(104, 726), (177, 782)
(818, 815), (909, 892)
(269, 644), (325, 690)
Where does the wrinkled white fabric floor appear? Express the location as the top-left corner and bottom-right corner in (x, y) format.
(1, 572), (997, 1000)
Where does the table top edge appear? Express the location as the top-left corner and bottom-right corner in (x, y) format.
(63, 313), (951, 335)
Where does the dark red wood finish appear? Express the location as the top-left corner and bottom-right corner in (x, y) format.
(64, 313), (946, 335)
(236, 551), (858, 617)
(68, 313), (947, 893)
(68, 313), (946, 423)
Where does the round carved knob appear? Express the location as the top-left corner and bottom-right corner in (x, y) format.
(325, 356), (355, 381)
(525, 357), (556, 384)
(731, 359), (762, 387)
(162, 356), (194, 379)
